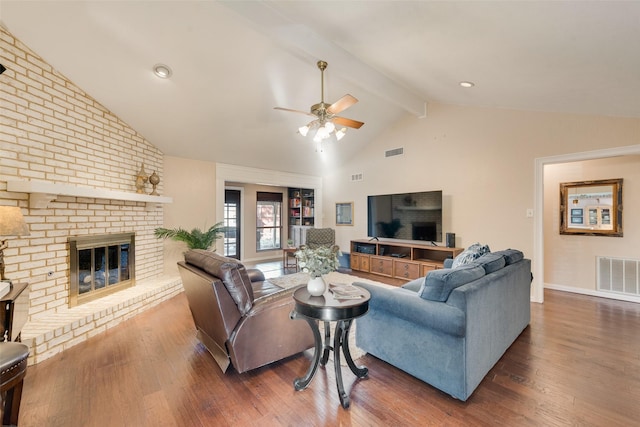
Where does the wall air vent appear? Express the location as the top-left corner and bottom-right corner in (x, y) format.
(597, 256), (640, 297)
(385, 147), (404, 158)
(351, 173), (364, 182)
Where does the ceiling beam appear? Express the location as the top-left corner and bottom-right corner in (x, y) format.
(222, 2), (427, 118)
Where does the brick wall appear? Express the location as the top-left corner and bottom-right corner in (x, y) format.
(0, 27), (167, 319)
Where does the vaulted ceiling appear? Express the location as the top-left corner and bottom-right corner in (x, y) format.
(2, 1), (639, 176)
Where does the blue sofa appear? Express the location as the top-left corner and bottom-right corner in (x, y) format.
(355, 249), (531, 401)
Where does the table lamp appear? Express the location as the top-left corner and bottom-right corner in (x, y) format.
(0, 206), (30, 283)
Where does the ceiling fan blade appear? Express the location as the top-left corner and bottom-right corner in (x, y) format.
(332, 116), (364, 129)
(274, 107), (316, 117)
(327, 94), (358, 115)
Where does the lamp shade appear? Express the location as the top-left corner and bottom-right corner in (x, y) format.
(0, 206), (30, 236)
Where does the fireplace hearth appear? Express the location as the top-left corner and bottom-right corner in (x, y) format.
(68, 233), (135, 307)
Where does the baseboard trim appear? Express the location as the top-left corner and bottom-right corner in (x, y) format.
(545, 283), (640, 304)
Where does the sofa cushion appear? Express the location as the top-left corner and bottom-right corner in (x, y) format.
(474, 253), (506, 274)
(419, 264), (486, 301)
(493, 249), (524, 265)
(184, 250), (254, 315)
(401, 277), (424, 293)
(451, 243), (491, 268)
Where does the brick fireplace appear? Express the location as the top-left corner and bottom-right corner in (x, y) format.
(0, 27), (183, 365)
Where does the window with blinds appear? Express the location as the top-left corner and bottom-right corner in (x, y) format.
(256, 191), (283, 251)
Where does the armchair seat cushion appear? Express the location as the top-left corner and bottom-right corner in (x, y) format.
(251, 279), (286, 299)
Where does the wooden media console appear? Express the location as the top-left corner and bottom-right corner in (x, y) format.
(350, 239), (463, 281)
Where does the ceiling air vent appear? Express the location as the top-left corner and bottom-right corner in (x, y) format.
(351, 173), (364, 182)
(385, 147), (404, 158)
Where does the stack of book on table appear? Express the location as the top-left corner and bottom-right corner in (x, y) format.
(329, 283), (365, 300)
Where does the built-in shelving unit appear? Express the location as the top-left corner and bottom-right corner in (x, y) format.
(288, 187), (314, 247)
(6, 180), (172, 210)
(288, 187), (314, 227)
(350, 239), (463, 283)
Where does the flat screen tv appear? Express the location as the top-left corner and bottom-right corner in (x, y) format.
(367, 190), (443, 243)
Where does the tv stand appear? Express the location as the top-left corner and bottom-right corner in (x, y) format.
(350, 239), (463, 282)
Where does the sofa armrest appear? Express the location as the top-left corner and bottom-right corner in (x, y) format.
(355, 282), (465, 337)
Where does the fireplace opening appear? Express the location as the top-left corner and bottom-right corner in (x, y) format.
(69, 233), (135, 307)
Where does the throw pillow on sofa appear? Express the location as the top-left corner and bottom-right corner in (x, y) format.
(418, 264), (486, 302)
(451, 242), (491, 268)
(473, 252), (506, 274)
(401, 277), (424, 292)
(493, 249), (524, 265)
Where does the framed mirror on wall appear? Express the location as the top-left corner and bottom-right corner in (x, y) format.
(559, 178), (623, 237)
(336, 202), (353, 226)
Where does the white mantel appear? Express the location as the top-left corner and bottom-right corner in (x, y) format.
(7, 180), (172, 210)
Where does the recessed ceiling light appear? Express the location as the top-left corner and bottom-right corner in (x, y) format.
(459, 81), (475, 88)
(153, 64), (172, 79)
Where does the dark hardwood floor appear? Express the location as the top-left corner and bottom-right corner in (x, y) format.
(18, 266), (640, 426)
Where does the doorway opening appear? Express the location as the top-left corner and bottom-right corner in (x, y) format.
(224, 189), (241, 259)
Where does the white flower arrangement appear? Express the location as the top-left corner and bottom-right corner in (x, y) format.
(295, 246), (340, 278)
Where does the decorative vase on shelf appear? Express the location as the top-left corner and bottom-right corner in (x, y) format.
(148, 171), (160, 195)
(135, 163), (148, 194)
(307, 276), (326, 296)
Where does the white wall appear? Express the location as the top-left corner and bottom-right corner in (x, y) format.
(162, 156), (217, 275)
(544, 156), (640, 292)
(165, 102), (640, 303)
(323, 102), (639, 300)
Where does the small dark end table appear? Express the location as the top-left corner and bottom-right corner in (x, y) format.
(290, 284), (370, 409)
(282, 248), (298, 270)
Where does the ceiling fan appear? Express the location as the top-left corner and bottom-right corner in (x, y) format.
(274, 60), (364, 143)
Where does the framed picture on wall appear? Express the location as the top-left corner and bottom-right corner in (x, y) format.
(559, 178), (623, 236)
(336, 202), (353, 226)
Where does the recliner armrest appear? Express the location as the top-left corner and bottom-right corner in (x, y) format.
(247, 268), (265, 283)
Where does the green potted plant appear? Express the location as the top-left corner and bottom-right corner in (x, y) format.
(154, 222), (226, 250)
(295, 246), (341, 296)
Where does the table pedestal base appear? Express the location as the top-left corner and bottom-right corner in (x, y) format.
(291, 312), (368, 409)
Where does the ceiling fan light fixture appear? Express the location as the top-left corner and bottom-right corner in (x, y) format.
(274, 60), (364, 149)
(324, 121), (335, 133)
(153, 64), (172, 79)
(315, 126), (329, 141)
(298, 125), (310, 136)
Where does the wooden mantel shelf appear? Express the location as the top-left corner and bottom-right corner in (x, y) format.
(7, 180), (173, 210)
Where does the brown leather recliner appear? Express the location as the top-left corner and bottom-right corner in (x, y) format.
(177, 250), (314, 373)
